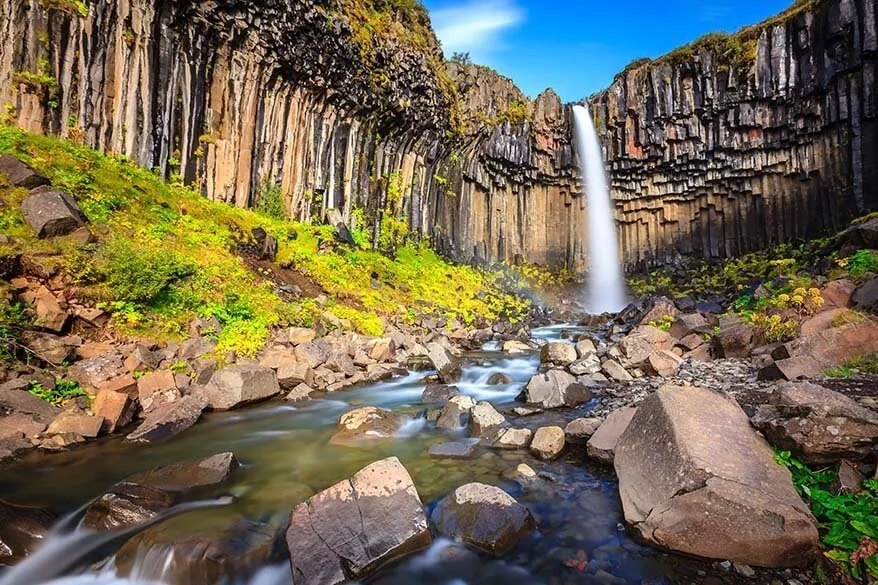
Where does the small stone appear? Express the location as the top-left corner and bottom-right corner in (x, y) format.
(469, 401), (505, 436)
(564, 417), (602, 444)
(429, 440), (477, 459)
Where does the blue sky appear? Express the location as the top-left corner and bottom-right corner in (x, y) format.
(423, 0), (794, 101)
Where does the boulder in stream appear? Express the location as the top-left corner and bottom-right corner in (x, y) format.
(522, 370), (592, 409)
(430, 483), (535, 556)
(614, 384), (819, 567)
(330, 407), (402, 445)
(0, 500), (58, 565)
(203, 365), (280, 410)
(425, 342), (462, 383)
(286, 457), (431, 585)
(587, 407), (637, 464)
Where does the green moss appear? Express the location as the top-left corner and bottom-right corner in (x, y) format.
(825, 353), (878, 378)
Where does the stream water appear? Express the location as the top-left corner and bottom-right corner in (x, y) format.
(0, 326), (717, 585)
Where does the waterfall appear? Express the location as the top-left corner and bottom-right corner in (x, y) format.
(572, 104), (627, 314)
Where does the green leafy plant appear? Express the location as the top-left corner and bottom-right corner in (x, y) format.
(775, 449), (878, 580)
(27, 379), (87, 406)
(256, 178), (286, 220)
(100, 239), (194, 305)
(839, 249), (878, 278)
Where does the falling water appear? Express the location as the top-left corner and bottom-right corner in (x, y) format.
(572, 104), (627, 314)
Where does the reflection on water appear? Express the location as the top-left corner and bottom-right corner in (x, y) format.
(0, 325), (702, 584)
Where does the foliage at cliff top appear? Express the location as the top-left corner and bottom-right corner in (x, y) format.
(0, 126), (531, 355)
(618, 0), (827, 78)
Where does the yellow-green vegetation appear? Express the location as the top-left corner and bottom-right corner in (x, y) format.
(647, 314), (675, 332)
(12, 59), (60, 108)
(38, 0), (88, 17)
(775, 449), (878, 580)
(620, 0), (826, 75)
(740, 286), (824, 342)
(506, 262), (581, 289)
(824, 353), (878, 379)
(837, 249), (878, 280)
(0, 126), (530, 356)
(831, 309), (867, 329)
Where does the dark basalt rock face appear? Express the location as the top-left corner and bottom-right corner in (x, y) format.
(0, 0), (874, 271)
(591, 0), (878, 269)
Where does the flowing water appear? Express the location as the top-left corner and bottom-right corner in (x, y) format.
(0, 326), (716, 585)
(572, 105), (628, 315)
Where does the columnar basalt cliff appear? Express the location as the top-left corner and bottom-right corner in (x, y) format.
(1, 0), (876, 273)
(592, 0), (878, 268)
(0, 0), (584, 269)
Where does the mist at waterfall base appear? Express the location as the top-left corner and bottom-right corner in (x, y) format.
(572, 105), (628, 314)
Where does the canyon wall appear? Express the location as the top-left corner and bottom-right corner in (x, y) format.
(592, 0), (878, 268)
(0, 0), (584, 270)
(1, 0), (876, 272)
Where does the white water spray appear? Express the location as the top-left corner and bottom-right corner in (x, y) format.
(572, 104), (627, 314)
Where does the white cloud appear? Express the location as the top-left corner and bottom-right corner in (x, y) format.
(430, 0), (525, 57)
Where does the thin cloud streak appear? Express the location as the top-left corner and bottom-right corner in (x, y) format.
(431, 0), (525, 56)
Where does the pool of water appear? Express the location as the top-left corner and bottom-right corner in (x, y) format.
(0, 325), (721, 585)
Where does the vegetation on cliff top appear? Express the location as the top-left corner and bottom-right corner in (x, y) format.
(619, 0), (827, 78)
(0, 126), (531, 357)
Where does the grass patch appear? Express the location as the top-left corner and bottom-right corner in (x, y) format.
(27, 379), (87, 406)
(0, 126), (530, 355)
(824, 354), (878, 379)
(775, 449), (878, 580)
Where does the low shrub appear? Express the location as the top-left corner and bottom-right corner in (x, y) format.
(27, 379), (87, 406)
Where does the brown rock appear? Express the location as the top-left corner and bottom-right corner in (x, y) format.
(637, 297), (678, 328)
(81, 482), (176, 530)
(530, 426), (565, 460)
(286, 457), (431, 585)
(33, 286), (68, 333)
(430, 483), (535, 556)
(137, 370), (180, 412)
(587, 407), (637, 464)
(614, 384), (819, 568)
(46, 412), (103, 438)
(714, 322), (761, 358)
(643, 350), (683, 377)
(485, 427), (533, 450)
(821, 279), (856, 309)
(426, 342), (461, 383)
(285, 383), (316, 402)
(369, 338), (396, 362)
(757, 356), (822, 381)
(0, 500), (57, 565)
(19, 331), (79, 364)
(522, 369), (593, 408)
(436, 396), (476, 431)
(601, 359), (633, 382)
(619, 326), (675, 366)
(286, 327), (318, 345)
(92, 388), (136, 433)
(128, 452), (238, 492)
(68, 352), (125, 392)
(669, 313), (709, 338)
(421, 384), (460, 404)
(76, 342), (116, 360)
(751, 382), (878, 464)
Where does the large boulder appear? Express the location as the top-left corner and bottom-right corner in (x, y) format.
(286, 457), (431, 585)
(522, 370), (592, 409)
(330, 407), (402, 445)
(46, 412), (103, 438)
(430, 483), (535, 556)
(852, 279), (878, 312)
(127, 452), (238, 491)
(0, 500), (58, 565)
(636, 297), (678, 328)
(586, 407), (637, 464)
(126, 394), (206, 443)
(203, 366), (280, 410)
(539, 342), (577, 365)
(421, 384), (459, 404)
(618, 326), (675, 367)
(425, 342), (461, 383)
(20, 186), (85, 238)
(714, 322), (761, 358)
(751, 382), (878, 464)
(614, 385), (819, 568)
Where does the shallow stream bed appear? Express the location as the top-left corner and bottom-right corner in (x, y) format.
(0, 326), (753, 585)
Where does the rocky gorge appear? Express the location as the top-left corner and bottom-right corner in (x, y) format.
(0, 0), (877, 584)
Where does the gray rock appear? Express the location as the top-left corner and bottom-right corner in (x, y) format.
(852, 278), (878, 312)
(126, 394), (206, 443)
(564, 417), (602, 444)
(469, 401), (505, 436)
(587, 407), (637, 464)
(426, 342), (461, 383)
(540, 342), (577, 365)
(330, 407), (402, 444)
(203, 365), (280, 410)
(430, 483), (535, 556)
(0, 154), (50, 188)
(20, 186), (85, 238)
(428, 440), (478, 459)
(522, 369), (593, 409)
(286, 457), (431, 585)
(436, 396), (476, 431)
(530, 426), (565, 460)
(422, 384), (460, 404)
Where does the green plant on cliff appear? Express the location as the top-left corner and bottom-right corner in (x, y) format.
(255, 179), (287, 221)
(38, 0), (88, 17)
(12, 59), (61, 107)
(377, 171), (408, 255)
(775, 449), (878, 580)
